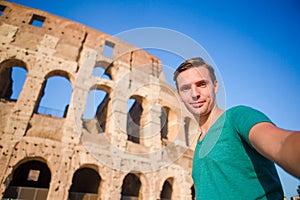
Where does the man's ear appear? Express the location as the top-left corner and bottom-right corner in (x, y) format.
(214, 80), (219, 93)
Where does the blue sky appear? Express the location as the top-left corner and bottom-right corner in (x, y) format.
(7, 0), (300, 197)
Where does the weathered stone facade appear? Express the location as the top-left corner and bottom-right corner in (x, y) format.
(0, 1), (199, 199)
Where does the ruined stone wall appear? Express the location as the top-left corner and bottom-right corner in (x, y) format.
(0, 1), (198, 200)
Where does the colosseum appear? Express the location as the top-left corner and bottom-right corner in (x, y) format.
(0, 1), (199, 200)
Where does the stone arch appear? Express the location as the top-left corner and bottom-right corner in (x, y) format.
(0, 59), (29, 73)
(34, 70), (72, 118)
(157, 169), (186, 199)
(160, 177), (174, 200)
(2, 158), (51, 200)
(68, 166), (101, 200)
(185, 175), (195, 199)
(159, 104), (179, 143)
(127, 95), (144, 144)
(0, 59), (28, 101)
(160, 106), (170, 140)
(93, 60), (112, 80)
(183, 115), (199, 149)
(82, 84), (112, 133)
(44, 69), (75, 85)
(184, 117), (191, 147)
(138, 173), (150, 199)
(121, 172), (142, 199)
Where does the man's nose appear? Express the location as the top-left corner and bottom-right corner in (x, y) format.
(191, 85), (200, 97)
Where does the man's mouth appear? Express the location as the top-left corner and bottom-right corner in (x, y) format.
(190, 101), (205, 108)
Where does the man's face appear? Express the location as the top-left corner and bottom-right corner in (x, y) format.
(176, 67), (218, 117)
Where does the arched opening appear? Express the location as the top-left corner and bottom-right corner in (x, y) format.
(83, 89), (110, 133)
(0, 5), (7, 16)
(160, 178), (173, 200)
(121, 173), (141, 200)
(68, 167), (101, 200)
(127, 96), (143, 144)
(0, 59), (28, 101)
(3, 160), (51, 200)
(184, 117), (191, 147)
(35, 74), (72, 118)
(160, 106), (170, 140)
(93, 64), (112, 80)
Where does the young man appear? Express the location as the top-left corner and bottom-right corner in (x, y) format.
(173, 57), (300, 199)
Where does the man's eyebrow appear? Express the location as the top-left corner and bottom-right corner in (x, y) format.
(187, 79), (209, 85)
(179, 83), (190, 89)
(195, 79), (209, 84)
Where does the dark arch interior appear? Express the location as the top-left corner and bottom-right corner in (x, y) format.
(69, 167), (101, 194)
(121, 173), (141, 198)
(160, 179), (172, 199)
(3, 160), (51, 200)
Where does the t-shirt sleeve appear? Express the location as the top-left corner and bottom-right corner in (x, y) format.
(229, 105), (274, 145)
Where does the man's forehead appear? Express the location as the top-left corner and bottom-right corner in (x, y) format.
(177, 67), (210, 82)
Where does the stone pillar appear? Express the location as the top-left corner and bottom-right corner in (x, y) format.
(141, 103), (162, 149)
(67, 48), (98, 143)
(140, 175), (159, 200)
(0, 139), (16, 198)
(106, 95), (128, 149)
(172, 171), (192, 200)
(99, 169), (123, 200)
(105, 61), (130, 149)
(3, 70), (44, 137)
(46, 145), (76, 200)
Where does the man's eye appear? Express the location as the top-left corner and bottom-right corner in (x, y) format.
(197, 81), (207, 87)
(180, 86), (190, 91)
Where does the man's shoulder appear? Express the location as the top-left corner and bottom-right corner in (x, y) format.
(226, 105), (264, 119)
(227, 105), (255, 113)
(226, 105), (270, 122)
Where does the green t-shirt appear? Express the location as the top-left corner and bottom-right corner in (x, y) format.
(192, 105), (283, 199)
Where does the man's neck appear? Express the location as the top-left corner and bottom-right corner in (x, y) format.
(196, 106), (224, 135)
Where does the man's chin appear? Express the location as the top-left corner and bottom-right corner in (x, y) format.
(187, 107), (202, 116)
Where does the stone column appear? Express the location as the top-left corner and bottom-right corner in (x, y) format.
(3, 70), (44, 137)
(99, 169), (124, 200)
